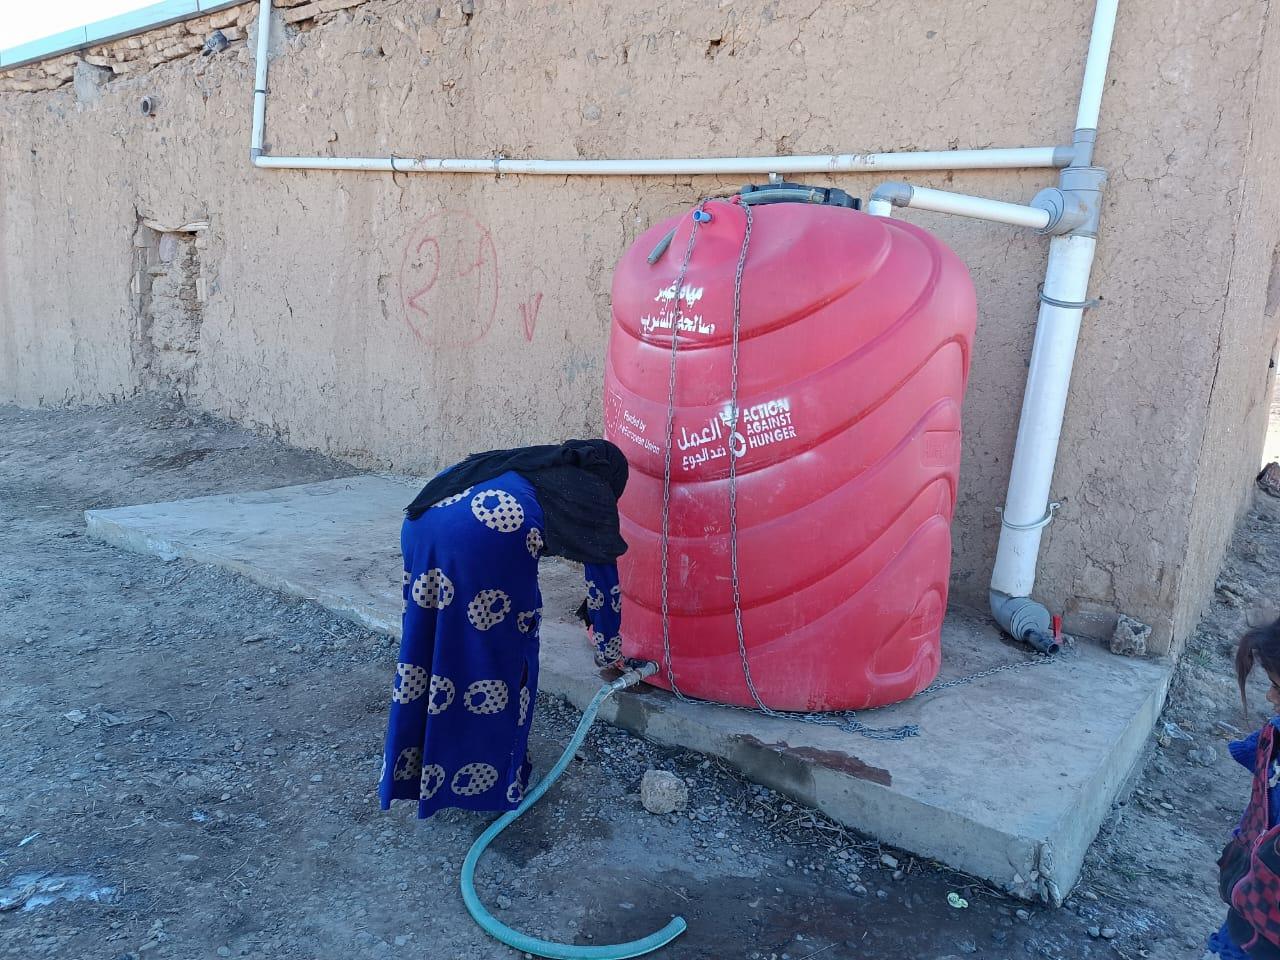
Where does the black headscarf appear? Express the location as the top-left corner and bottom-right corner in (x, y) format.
(405, 440), (629, 565)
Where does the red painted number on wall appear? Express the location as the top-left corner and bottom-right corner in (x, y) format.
(398, 211), (500, 347)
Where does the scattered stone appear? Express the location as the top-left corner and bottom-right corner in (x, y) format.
(1216, 574), (1251, 607)
(853, 885), (868, 896)
(1216, 720), (1245, 738)
(1016, 909), (1031, 921)
(217, 949), (231, 958)
(495, 894), (512, 910)
(1088, 926), (1101, 938)
(1161, 720), (1195, 743)
(880, 853), (899, 870)
(892, 870), (905, 881)
(1101, 927), (1117, 940)
(1110, 614), (1151, 657)
(957, 939), (978, 955)
(1258, 462), (1280, 498)
(639, 770), (687, 815)
(1081, 890), (1098, 901)
(310, 774), (323, 783)
(1188, 747), (1217, 767)
(263, 747), (278, 757)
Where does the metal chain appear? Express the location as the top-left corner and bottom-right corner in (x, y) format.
(654, 197), (1055, 740)
(725, 205), (775, 714)
(658, 204), (707, 702)
(918, 650), (1055, 696)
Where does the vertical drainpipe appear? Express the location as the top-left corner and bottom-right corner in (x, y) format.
(988, 0), (1117, 651)
(250, 0), (271, 160)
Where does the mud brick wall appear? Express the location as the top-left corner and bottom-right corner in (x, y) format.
(3, 0), (1279, 655)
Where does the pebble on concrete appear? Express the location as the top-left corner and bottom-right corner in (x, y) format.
(1110, 614), (1151, 657)
(640, 769), (688, 815)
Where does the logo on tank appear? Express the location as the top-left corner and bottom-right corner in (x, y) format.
(674, 397), (799, 472)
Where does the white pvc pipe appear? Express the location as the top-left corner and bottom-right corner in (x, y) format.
(990, 0), (1119, 614)
(251, 148), (1068, 176)
(1076, 0), (1119, 131)
(990, 235), (1097, 597)
(899, 186), (1052, 230)
(250, 0), (270, 156)
(246, 0), (1070, 176)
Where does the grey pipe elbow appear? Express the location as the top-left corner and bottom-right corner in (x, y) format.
(869, 181), (914, 208)
(990, 590), (1060, 655)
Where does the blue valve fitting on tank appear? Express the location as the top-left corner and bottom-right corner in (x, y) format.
(692, 209), (713, 223)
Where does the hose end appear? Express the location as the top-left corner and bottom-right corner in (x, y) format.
(610, 659), (659, 692)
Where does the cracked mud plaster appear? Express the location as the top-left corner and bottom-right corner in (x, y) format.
(3, 0), (1280, 652)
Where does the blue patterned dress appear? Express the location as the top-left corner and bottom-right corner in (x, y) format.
(378, 470), (623, 818)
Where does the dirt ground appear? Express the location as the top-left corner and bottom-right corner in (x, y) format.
(0, 399), (1276, 960)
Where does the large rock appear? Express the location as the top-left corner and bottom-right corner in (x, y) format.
(1110, 614), (1151, 657)
(640, 769), (688, 815)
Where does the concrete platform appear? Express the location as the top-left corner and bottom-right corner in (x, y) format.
(85, 475), (1172, 901)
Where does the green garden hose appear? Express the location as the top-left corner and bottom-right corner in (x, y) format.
(460, 662), (687, 959)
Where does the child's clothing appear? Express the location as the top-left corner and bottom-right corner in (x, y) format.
(1209, 717), (1280, 958)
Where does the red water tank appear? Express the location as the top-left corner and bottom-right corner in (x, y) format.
(603, 192), (976, 711)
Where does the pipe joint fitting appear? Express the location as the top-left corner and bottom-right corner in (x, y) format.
(868, 181), (914, 209)
(1030, 187), (1087, 236)
(1070, 128), (1098, 167)
(1034, 165), (1107, 237)
(990, 591), (1060, 655)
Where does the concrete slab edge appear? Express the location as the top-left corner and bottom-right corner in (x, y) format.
(85, 509), (401, 635)
(537, 619), (1049, 897)
(85, 505), (1173, 900)
(1040, 660), (1172, 898)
